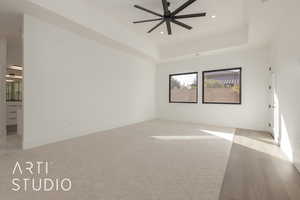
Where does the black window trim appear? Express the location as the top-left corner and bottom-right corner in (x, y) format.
(202, 67), (242, 105)
(169, 72), (198, 104)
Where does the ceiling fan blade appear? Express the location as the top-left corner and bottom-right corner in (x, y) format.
(162, 0), (169, 14)
(171, 0), (197, 16)
(171, 19), (192, 30)
(134, 5), (163, 17)
(133, 18), (163, 23)
(166, 20), (172, 35)
(174, 13), (206, 19)
(148, 20), (165, 33)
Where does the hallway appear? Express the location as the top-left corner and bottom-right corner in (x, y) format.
(220, 129), (300, 200)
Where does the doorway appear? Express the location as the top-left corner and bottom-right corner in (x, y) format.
(270, 71), (280, 145)
(0, 12), (23, 154)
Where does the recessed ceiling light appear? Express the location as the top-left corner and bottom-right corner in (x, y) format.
(160, 31), (164, 34)
(211, 15), (216, 19)
(8, 65), (23, 71)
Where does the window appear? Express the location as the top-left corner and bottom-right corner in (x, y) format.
(169, 72), (198, 103)
(6, 80), (22, 102)
(202, 68), (241, 104)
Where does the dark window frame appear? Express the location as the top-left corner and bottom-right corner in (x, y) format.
(169, 72), (198, 104)
(6, 80), (22, 102)
(202, 67), (242, 105)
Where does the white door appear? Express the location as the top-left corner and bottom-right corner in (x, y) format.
(270, 72), (280, 145)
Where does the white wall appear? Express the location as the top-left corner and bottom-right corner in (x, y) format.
(23, 15), (156, 149)
(0, 38), (7, 136)
(7, 40), (23, 66)
(269, 0), (300, 170)
(156, 47), (270, 131)
(3, 0), (158, 60)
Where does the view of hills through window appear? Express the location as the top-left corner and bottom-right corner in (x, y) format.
(169, 73), (198, 103)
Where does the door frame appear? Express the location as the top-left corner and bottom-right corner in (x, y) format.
(270, 72), (280, 145)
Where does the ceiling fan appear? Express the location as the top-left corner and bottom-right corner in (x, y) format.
(133, 0), (206, 35)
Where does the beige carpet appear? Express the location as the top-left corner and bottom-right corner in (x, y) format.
(0, 120), (235, 200)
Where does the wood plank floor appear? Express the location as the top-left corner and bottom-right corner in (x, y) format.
(220, 129), (300, 200)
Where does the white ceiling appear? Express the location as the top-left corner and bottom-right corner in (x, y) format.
(88, 0), (247, 46)
(0, 11), (22, 39)
(0, 1), (23, 49)
(0, 0), (279, 61)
